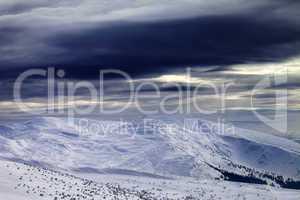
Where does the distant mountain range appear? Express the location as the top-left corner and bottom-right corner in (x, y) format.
(0, 116), (300, 189)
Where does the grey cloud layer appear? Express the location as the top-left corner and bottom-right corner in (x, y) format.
(0, 0), (300, 78)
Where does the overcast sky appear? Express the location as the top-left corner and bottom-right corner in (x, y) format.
(0, 0), (300, 137)
(0, 0), (299, 77)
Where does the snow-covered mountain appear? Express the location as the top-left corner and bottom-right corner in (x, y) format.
(2, 159), (300, 200)
(0, 116), (300, 186)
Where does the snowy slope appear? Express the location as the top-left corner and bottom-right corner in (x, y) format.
(1, 159), (300, 200)
(0, 116), (300, 182)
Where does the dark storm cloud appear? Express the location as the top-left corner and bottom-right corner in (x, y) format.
(0, 26), (24, 45)
(0, 0), (300, 78)
(48, 14), (300, 77)
(269, 82), (300, 89)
